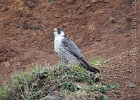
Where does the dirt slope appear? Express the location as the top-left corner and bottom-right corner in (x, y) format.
(0, 0), (140, 99)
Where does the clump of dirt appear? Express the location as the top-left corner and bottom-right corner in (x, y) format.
(0, 0), (139, 99)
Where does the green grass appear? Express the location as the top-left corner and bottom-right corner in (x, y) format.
(89, 57), (109, 66)
(90, 57), (101, 66)
(0, 85), (8, 100)
(119, 97), (125, 100)
(0, 63), (120, 100)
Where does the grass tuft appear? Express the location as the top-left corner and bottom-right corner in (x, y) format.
(0, 63), (120, 100)
(0, 85), (8, 99)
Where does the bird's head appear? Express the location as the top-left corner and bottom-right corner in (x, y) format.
(53, 28), (66, 37)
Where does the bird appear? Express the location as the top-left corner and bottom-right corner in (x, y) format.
(53, 28), (100, 73)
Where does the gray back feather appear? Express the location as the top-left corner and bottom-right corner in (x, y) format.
(62, 38), (84, 59)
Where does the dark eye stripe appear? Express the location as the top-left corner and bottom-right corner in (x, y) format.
(57, 28), (63, 34)
(58, 29), (61, 34)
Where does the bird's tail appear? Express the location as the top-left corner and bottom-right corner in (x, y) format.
(79, 57), (100, 73)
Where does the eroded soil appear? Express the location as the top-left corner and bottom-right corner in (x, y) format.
(0, 0), (140, 99)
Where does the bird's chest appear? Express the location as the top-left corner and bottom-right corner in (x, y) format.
(54, 37), (65, 53)
(54, 37), (79, 63)
(54, 37), (71, 59)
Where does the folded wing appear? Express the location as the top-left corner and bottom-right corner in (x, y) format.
(62, 38), (100, 73)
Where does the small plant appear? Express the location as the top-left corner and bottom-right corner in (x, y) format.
(1, 64), (120, 100)
(0, 85), (8, 99)
(90, 57), (101, 66)
(84, 82), (120, 94)
(119, 97), (125, 100)
(98, 93), (110, 100)
(60, 90), (72, 99)
(94, 73), (100, 82)
(61, 81), (79, 92)
(138, 88), (140, 93)
(98, 83), (120, 93)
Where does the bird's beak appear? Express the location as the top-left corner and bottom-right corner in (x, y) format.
(53, 28), (57, 38)
(53, 28), (57, 32)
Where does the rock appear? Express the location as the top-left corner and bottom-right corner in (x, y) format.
(91, 0), (108, 3)
(46, 0), (55, 8)
(26, 1), (35, 8)
(25, 0), (39, 8)
(3, 21), (11, 26)
(41, 91), (60, 100)
(129, 0), (136, 4)
(125, 17), (133, 22)
(2, 7), (9, 12)
(29, 38), (36, 43)
(91, 0), (98, 3)
(54, 13), (59, 18)
(65, 0), (76, 3)
(126, 82), (136, 88)
(22, 19), (42, 30)
(109, 17), (116, 23)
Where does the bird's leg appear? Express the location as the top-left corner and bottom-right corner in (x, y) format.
(59, 60), (72, 70)
(68, 61), (74, 67)
(68, 61), (79, 68)
(58, 59), (67, 66)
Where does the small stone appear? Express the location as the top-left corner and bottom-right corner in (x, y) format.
(29, 38), (36, 43)
(125, 17), (133, 22)
(91, 0), (98, 3)
(125, 33), (130, 37)
(46, 0), (55, 8)
(3, 21), (11, 26)
(109, 17), (116, 23)
(22, 19), (42, 30)
(54, 13), (59, 18)
(26, 1), (35, 8)
(126, 82), (136, 88)
(41, 91), (60, 100)
(65, 0), (76, 3)
(2, 7), (9, 12)
(91, 0), (108, 3)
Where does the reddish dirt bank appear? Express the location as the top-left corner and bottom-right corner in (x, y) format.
(0, 0), (140, 99)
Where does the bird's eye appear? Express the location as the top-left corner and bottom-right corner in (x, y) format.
(58, 31), (61, 34)
(57, 29), (61, 34)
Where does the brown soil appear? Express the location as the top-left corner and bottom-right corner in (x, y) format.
(0, 0), (140, 99)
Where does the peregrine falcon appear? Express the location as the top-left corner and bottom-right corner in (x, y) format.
(53, 28), (100, 73)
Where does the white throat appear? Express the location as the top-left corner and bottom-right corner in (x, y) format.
(54, 36), (64, 51)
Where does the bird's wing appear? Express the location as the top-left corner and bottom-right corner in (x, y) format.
(62, 38), (83, 59)
(62, 38), (100, 73)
